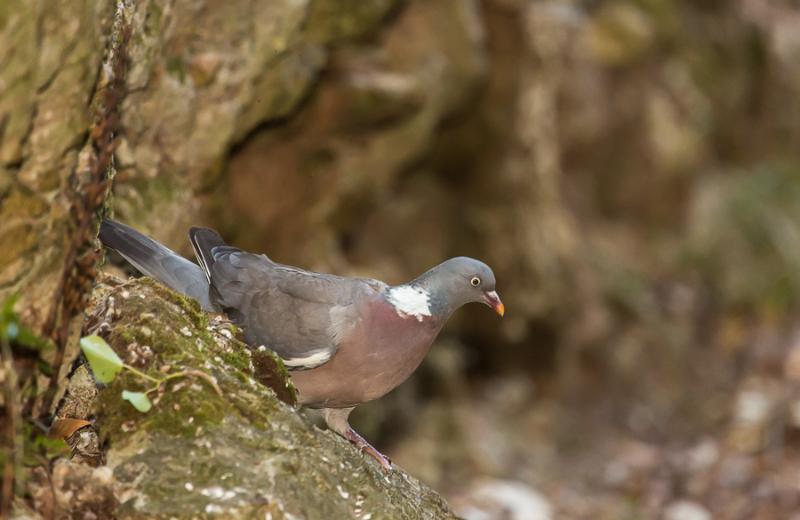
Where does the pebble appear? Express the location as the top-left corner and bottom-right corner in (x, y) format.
(663, 500), (711, 520)
(456, 479), (551, 520)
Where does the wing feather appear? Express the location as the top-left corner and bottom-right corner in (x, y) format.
(207, 248), (381, 369)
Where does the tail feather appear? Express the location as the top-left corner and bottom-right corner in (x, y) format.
(188, 227), (226, 283)
(99, 219), (214, 310)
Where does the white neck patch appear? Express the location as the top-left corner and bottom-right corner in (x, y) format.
(387, 285), (432, 321)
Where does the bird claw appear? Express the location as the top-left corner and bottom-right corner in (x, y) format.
(362, 445), (392, 471)
(345, 428), (393, 471)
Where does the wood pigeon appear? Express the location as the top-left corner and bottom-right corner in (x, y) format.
(99, 219), (504, 469)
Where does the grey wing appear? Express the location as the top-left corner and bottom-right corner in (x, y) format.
(208, 248), (377, 369)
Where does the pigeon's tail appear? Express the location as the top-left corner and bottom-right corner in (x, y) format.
(188, 227), (227, 282)
(99, 219), (214, 310)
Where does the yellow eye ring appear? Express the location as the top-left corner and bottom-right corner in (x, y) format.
(470, 276), (481, 287)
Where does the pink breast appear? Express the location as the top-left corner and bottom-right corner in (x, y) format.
(291, 296), (443, 408)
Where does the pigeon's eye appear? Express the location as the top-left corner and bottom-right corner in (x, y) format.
(470, 276), (481, 287)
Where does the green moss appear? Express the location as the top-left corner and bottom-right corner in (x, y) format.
(94, 277), (294, 419)
(139, 383), (227, 436)
(86, 276), (454, 518)
(138, 277), (204, 316)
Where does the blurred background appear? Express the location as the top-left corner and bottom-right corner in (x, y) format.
(5, 0), (800, 517)
(114, 0), (800, 518)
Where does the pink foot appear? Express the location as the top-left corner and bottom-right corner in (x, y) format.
(345, 428), (393, 470)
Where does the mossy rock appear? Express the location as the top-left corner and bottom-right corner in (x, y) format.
(77, 275), (455, 519)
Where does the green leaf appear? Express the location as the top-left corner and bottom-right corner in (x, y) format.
(79, 335), (123, 383)
(122, 390), (152, 413)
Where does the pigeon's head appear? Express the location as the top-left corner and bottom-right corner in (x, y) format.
(423, 257), (504, 317)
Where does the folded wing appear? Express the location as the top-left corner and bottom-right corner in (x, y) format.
(190, 229), (380, 370)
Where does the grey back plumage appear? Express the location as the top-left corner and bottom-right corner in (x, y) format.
(193, 234), (384, 369)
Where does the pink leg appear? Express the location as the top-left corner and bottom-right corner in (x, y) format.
(322, 407), (393, 471)
(344, 427), (392, 470)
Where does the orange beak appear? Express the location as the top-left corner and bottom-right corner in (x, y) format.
(483, 290), (504, 317)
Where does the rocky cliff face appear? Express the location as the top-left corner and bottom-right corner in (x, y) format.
(0, 0), (111, 331)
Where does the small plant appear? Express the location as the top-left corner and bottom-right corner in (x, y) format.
(79, 335), (222, 413)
